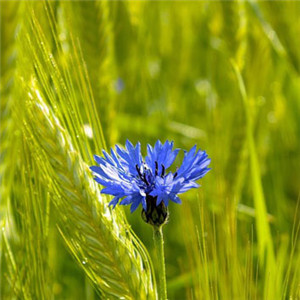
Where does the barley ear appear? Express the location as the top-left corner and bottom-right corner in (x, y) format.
(21, 85), (157, 299)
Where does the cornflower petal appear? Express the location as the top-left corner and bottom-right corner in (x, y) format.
(90, 141), (210, 213)
(109, 196), (120, 208)
(145, 140), (179, 176)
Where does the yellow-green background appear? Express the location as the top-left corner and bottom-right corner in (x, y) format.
(1, 1), (300, 299)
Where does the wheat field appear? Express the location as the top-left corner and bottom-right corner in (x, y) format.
(1, 1), (300, 299)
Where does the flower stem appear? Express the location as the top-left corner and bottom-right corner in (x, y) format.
(153, 226), (167, 300)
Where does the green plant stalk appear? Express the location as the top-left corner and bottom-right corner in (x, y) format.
(19, 84), (157, 299)
(153, 226), (167, 300)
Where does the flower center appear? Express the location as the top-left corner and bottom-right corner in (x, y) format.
(135, 164), (149, 185)
(155, 161), (165, 177)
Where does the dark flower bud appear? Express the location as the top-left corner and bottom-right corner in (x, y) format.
(141, 196), (169, 227)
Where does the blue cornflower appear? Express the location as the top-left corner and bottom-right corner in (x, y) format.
(90, 140), (210, 224)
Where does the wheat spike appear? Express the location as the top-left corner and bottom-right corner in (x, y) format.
(21, 84), (156, 300)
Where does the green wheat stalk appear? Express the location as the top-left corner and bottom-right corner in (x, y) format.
(20, 83), (156, 299)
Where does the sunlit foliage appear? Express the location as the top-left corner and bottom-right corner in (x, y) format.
(1, 1), (300, 299)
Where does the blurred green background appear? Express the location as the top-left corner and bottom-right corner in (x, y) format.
(1, 1), (300, 299)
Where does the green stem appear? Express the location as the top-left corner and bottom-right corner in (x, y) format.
(153, 226), (167, 300)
